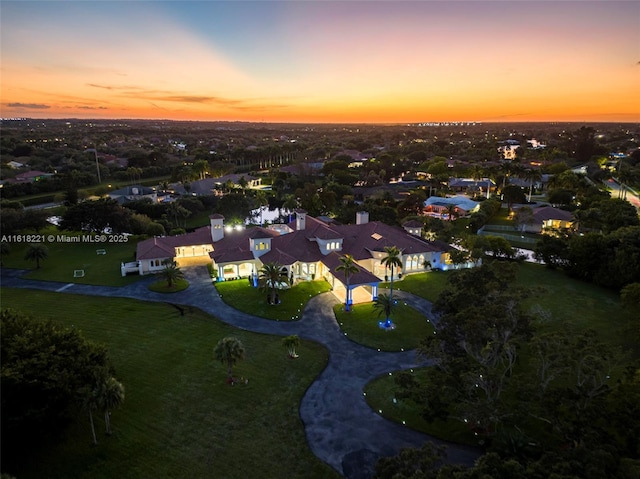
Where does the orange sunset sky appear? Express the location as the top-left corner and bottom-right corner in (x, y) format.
(1, 1), (639, 123)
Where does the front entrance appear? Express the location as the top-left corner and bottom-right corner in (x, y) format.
(331, 284), (374, 305)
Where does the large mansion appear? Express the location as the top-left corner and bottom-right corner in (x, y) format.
(125, 211), (477, 304)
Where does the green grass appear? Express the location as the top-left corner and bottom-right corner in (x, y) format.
(0, 288), (339, 479)
(2, 231), (143, 287)
(215, 279), (333, 321)
(334, 302), (435, 351)
(364, 370), (478, 446)
(148, 278), (190, 293)
(382, 272), (454, 302)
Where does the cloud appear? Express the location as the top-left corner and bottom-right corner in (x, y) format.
(6, 102), (51, 109)
(76, 106), (108, 110)
(87, 83), (141, 91)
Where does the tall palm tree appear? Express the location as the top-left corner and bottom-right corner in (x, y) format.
(335, 254), (359, 311)
(381, 246), (402, 302)
(523, 168), (542, 202)
(213, 337), (245, 383)
(98, 377), (125, 435)
(24, 242), (48, 269)
(161, 260), (184, 288)
(254, 190), (269, 225)
(259, 262), (289, 305)
(282, 335), (300, 359)
(445, 203), (458, 222)
(374, 293), (395, 329)
(282, 194), (298, 223)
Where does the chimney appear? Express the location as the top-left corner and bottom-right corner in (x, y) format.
(356, 211), (369, 225)
(295, 209), (307, 231)
(210, 214), (225, 242)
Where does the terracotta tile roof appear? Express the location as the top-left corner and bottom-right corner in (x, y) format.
(331, 221), (448, 261)
(260, 248), (298, 266)
(210, 246), (255, 263)
(136, 237), (175, 260)
(321, 252), (381, 286)
(209, 226), (278, 263)
(136, 226), (212, 260)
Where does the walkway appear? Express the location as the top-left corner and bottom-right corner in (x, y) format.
(0, 267), (480, 478)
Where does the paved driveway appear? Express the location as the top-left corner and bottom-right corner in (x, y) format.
(1, 267), (480, 478)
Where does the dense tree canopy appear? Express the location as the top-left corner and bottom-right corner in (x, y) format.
(1, 309), (115, 468)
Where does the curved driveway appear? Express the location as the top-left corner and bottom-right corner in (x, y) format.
(1, 267), (480, 478)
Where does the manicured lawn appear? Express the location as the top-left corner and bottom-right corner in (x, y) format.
(2, 231), (143, 287)
(334, 302), (435, 351)
(383, 271), (454, 302)
(148, 277), (190, 293)
(215, 279), (333, 321)
(0, 288), (339, 479)
(517, 262), (639, 351)
(364, 370), (478, 446)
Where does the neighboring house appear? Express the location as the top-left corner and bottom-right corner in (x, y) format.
(448, 178), (495, 197)
(278, 162), (325, 176)
(6, 161), (24, 169)
(498, 144), (520, 160)
(172, 174), (261, 196)
(108, 185), (157, 204)
(12, 170), (54, 183)
(128, 211), (474, 305)
(514, 206), (575, 234)
(423, 195), (480, 218)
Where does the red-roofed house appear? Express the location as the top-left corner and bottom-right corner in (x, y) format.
(128, 210), (476, 305)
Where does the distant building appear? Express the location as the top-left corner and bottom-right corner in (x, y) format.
(448, 177), (495, 197)
(423, 195), (480, 218)
(108, 185), (157, 204)
(12, 170), (55, 183)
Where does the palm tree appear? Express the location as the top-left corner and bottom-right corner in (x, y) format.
(161, 260), (184, 288)
(24, 242), (48, 269)
(81, 386), (100, 445)
(282, 335), (300, 359)
(254, 190), (269, 225)
(213, 337), (245, 383)
(259, 262), (289, 305)
(193, 159), (209, 180)
(381, 246), (402, 302)
(335, 254), (359, 311)
(523, 168), (542, 202)
(445, 204), (458, 222)
(374, 293), (395, 329)
(282, 194), (298, 222)
(98, 377), (125, 435)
